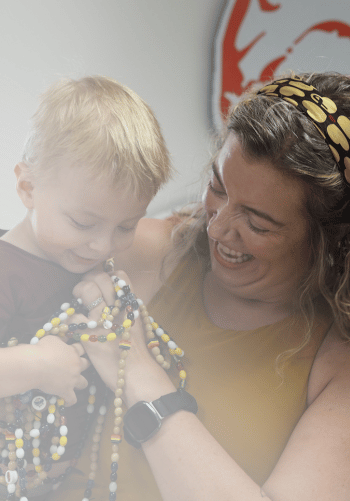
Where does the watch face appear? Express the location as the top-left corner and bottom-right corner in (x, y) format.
(124, 402), (161, 442)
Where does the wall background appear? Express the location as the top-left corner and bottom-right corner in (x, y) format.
(0, 0), (349, 228)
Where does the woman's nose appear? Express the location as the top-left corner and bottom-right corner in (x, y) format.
(207, 206), (238, 242)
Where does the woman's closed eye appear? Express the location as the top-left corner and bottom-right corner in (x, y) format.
(208, 179), (226, 197)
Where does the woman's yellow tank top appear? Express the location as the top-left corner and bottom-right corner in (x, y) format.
(49, 252), (332, 500)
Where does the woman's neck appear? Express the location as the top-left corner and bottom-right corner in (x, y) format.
(202, 271), (298, 331)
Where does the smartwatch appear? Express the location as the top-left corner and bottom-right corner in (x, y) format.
(123, 389), (198, 448)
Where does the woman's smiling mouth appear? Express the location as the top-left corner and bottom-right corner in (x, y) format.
(215, 241), (253, 264)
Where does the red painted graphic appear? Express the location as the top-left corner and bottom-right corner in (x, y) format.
(212, 0), (350, 129)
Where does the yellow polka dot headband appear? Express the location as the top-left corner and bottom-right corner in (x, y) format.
(257, 77), (350, 185)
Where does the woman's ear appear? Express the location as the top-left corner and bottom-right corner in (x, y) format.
(14, 162), (35, 209)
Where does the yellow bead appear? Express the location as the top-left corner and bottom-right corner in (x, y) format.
(34, 412), (42, 421)
(51, 327), (60, 335)
(103, 306), (110, 313)
(57, 398), (65, 406)
(114, 286), (120, 292)
(151, 322), (159, 330)
(15, 439), (23, 448)
(107, 332), (117, 341)
(88, 395), (95, 405)
(59, 324), (69, 332)
(35, 329), (45, 338)
(101, 313), (107, 320)
(52, 453), (60, 461)
(51, 317), (61, 327)
(66, 308), (75, 316)
(161, 334), (170, 343)
(80, 334), (90, 342)
(169, 349), (176, 355)
(48, 405), (56, 414)
(123, 319), (132, 329)
(60, 436), (67, 446)
(32, 448), (40, 457)
(35, 465), (42, 473)
(179, 370), (187, 379)
(174, 347), (183, 356)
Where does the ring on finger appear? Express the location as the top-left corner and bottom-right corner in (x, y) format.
(85, 296), (104, 311)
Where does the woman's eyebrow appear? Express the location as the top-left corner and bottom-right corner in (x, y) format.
(242, 206), (284, 227)
(211, 162), (226, 189)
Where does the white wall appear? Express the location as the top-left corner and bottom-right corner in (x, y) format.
(1, 0), (349, 229)
(0, 0), (223, 228)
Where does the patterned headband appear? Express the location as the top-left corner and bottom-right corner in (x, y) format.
(257, 77), (350, 186)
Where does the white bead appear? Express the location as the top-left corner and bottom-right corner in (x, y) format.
(82, 498), (89, 501)
(109, 481), (117, 492)
(50, 445), (58, 455)
(60, 425), (68, 436)
(111, 275), (117, 282)
(1, 449), (8, 458)
(117, 279), (126, 288)
(77, 298), (83, 304)
(47, 413), (55, 424)
(133, 310), (139, 319)
(59, 312), (68, 321)
(5, 470), (18, 484)
(7, 483), (16, 494)
(87, 320), (97, 329)
(16, 448), (24, 459)
(87, 404), (94, 414)
(167, 340), (177, 350)
(32, 457), (40, 466)
(60, 302), (70, 311)
(15, 428), (23, 439)
(148, 316), (154, 323)
(33, 420), (41, 429)
(155, 327), (164, 336)
(57, 446), (65, 456)
(20, 497), (29, 501)
(30, 337), (39, 345)
(43, 322), (53, 332)
(89, 385), (97, 395)
(116, 290), (124, 297)
(49, 396), (57, 404)
(29, 428), (40, 438)
(23, 459), (27, 468)
(32, 438), (40, 448)
(99, 405), (107, 416)
(103, 320), (113, 330)
(137, 298), (143, 306)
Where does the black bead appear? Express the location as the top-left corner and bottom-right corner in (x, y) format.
(17, 458), (24, 468)
(51, 477), (59, 484)
(7, 424), (15, 433)
(110, 471), (118, 481)
(122, 285), (130, 294)
(109, 492), (117, 501)
(0, 420), (7, 428)
(19, 477), (27, 488)
(58, 406), (65, 415)
(6, 493), (16, 500)
(78, 322), (88, 330)
(87, 479), (95, 488)
(111, 461), (119, 472)
(43, 476), (52, 483)
(65, 466), (73, 475)
(44, 461), (53, 472)
(127, 292), (136, 301)
(84, 488), (92, 497)
(58, 473), (66, 482)
(127, 312), (134, 321)
(68, 323), (78, 331)
(131, 300), (139, 310)
(20, 487), (28, 495)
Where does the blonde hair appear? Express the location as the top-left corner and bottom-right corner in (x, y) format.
(23, 75), (172, 194)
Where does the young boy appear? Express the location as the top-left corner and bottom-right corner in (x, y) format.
(0, 75), (171, 500)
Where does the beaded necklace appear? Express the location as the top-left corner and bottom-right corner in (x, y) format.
(0, 261), (186, 501)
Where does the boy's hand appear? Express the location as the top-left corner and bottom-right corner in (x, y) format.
(33, 336), (90, 406)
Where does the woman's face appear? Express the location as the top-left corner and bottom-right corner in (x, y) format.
(203, 133), (311, 303)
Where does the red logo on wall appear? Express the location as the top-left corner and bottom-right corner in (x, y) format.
(211, 0), (350, 130)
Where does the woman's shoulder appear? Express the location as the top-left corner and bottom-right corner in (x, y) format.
(307, 324), (350, 406)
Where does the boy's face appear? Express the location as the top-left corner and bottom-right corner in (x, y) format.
(26, 165), (153, 273)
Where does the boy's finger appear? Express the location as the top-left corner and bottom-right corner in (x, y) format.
(79, 357), (90, 372)
(75, 376), (89, 391)
(64, 393), (78, 407)
(89, 272), (116, 306)
(72, 342), (86, 357)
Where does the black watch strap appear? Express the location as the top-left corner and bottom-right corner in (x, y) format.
(152, 389), (198, 418)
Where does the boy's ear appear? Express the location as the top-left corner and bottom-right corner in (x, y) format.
(14, 162), (35, 209)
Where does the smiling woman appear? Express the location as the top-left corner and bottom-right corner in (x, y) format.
(50, 71), (350, 501)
